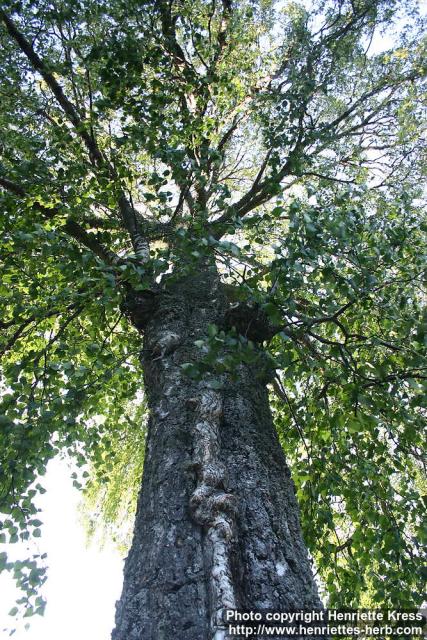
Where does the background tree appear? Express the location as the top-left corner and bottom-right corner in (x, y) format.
(0, 0), (426, 637)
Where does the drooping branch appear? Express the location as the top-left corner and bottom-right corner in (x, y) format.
(0, 316), (35, 358)
(20, 305), (84, 369)
(0, 299), (84, 358)
(0, 176), (121, 265)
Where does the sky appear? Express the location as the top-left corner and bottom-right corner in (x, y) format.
(0, 458), (124, 640)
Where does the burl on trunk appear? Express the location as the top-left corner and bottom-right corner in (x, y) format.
(113, 266), (321, 640)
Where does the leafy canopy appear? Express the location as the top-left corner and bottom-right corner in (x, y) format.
(0, 0), (426, 622)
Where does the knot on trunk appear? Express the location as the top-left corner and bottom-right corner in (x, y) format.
(190, 461), (236, 525)
(190, 484), (237, 533)
(224, 302), (280, 342)
(120, 289), (156, 331)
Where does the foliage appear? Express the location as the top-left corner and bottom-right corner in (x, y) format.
(269, 185), (426, 606)
(79, 396), (147, 554)
(0, 0), (425, 625)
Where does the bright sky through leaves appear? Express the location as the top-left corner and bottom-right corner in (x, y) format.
(0, 459), (123, 639)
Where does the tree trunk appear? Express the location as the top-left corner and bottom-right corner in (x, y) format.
(112, 266), (321, 640)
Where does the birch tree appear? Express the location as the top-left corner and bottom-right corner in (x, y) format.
(0, 0), (426, 638)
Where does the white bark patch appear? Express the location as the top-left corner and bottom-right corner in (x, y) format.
(133, 234), (150, 262)
(189, 387), (237, 639)
(153, 330), (180, 358)
(276, 561), (287, 577)
(166, 525), (176, 544)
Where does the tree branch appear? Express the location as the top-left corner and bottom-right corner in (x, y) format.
(0, 176), (121, 265)
(0, 10), (151, 261)
(0, 10), (104, 168)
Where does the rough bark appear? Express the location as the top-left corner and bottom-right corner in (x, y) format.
(112, 266), (321, 640)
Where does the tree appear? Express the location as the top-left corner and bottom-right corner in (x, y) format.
(0, 0), (426, 637)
